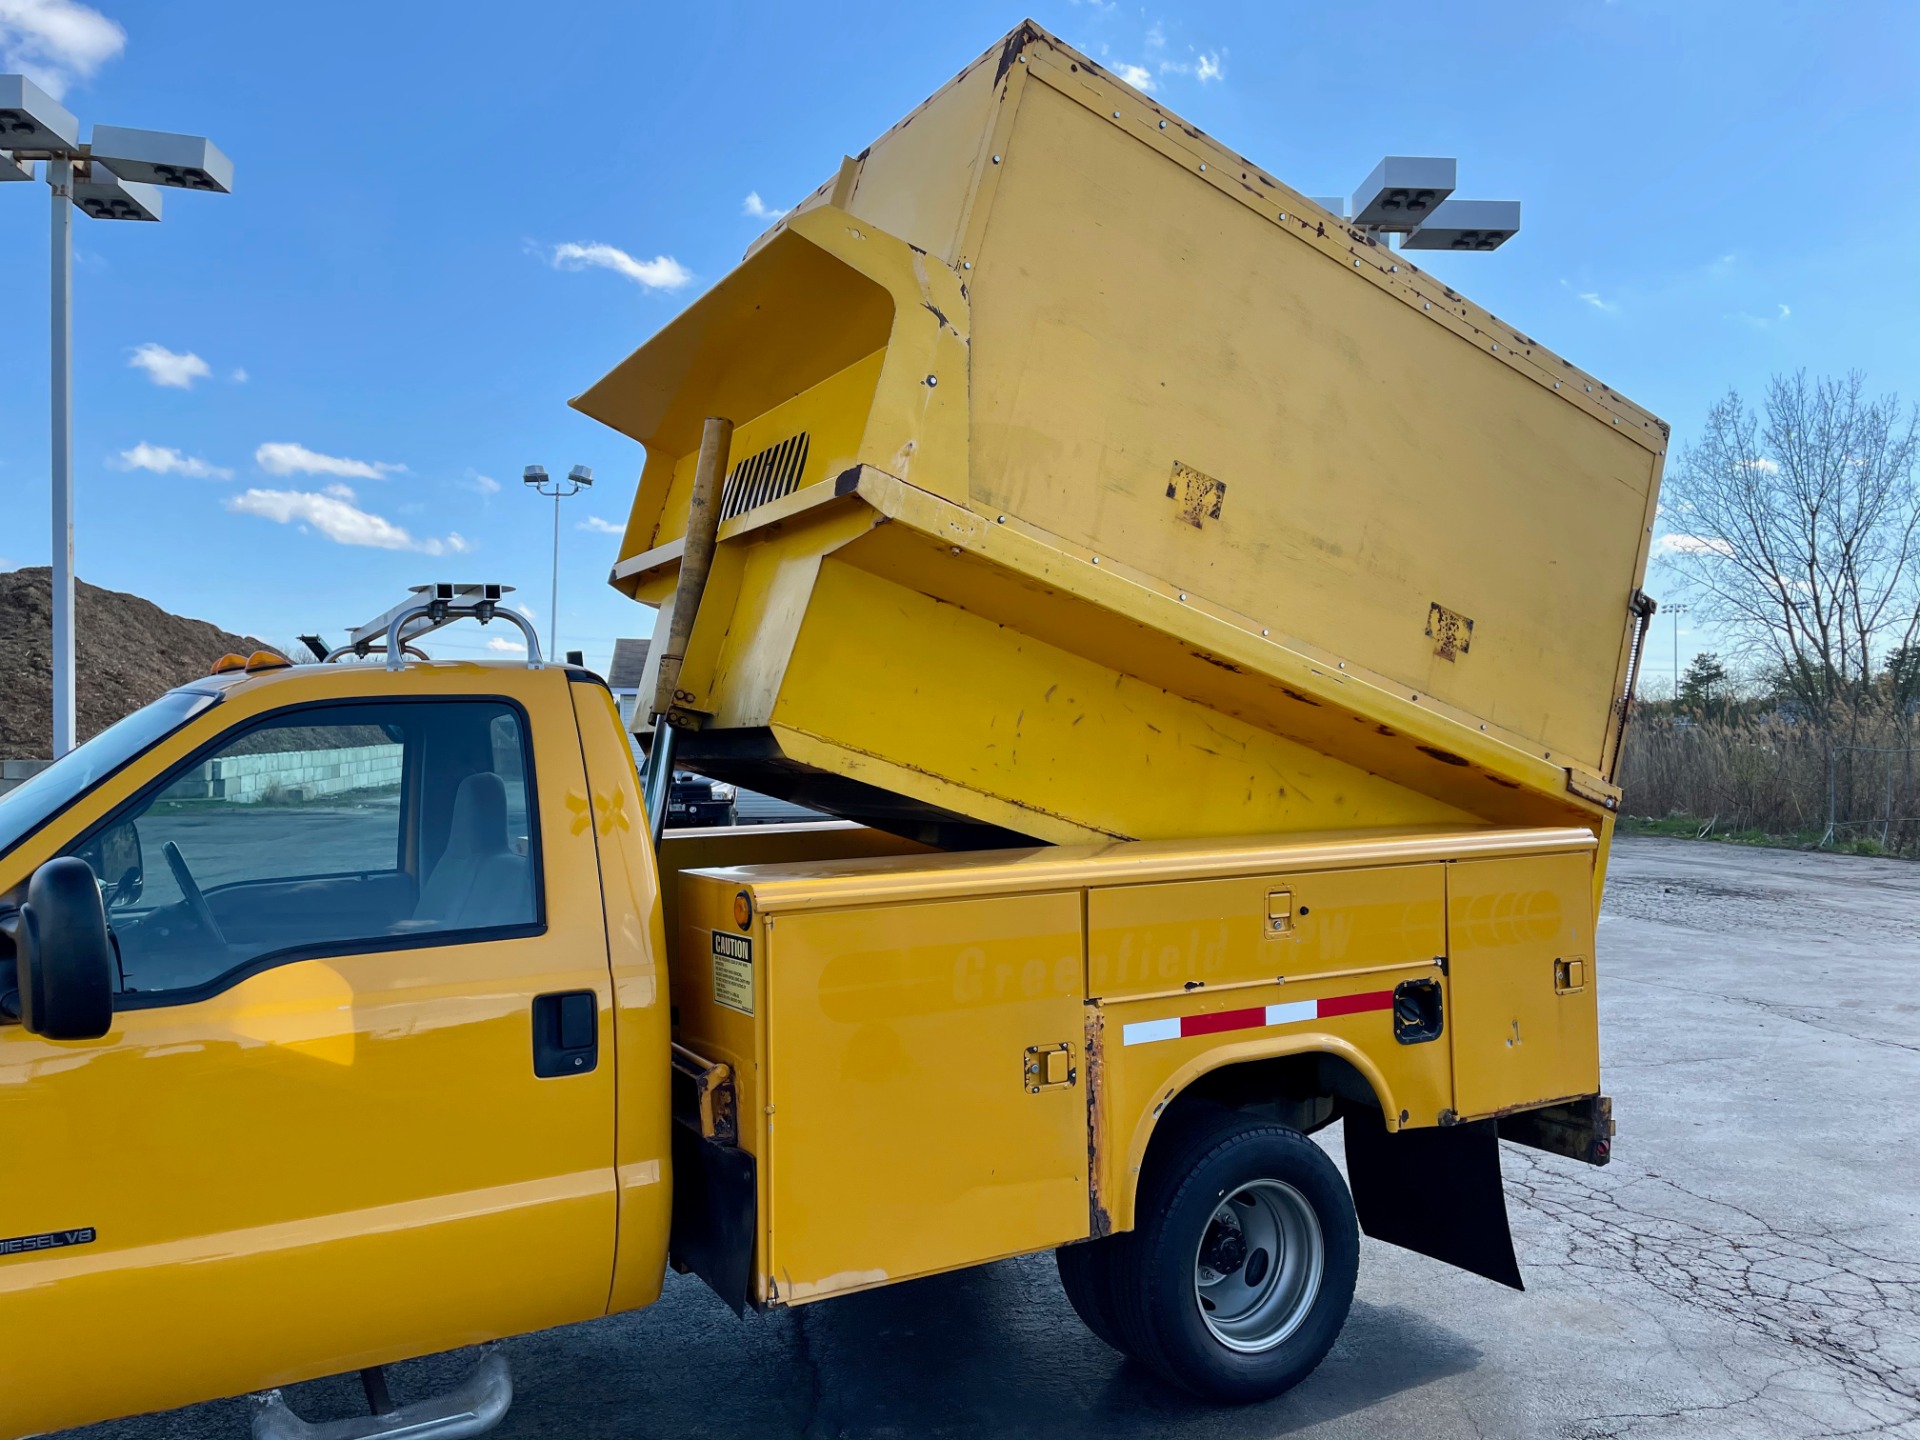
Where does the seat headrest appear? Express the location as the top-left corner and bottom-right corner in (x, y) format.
(443, 771), (510, 858)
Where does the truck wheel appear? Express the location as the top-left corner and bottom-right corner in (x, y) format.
(1113, 1117), (1358, 1403)
(1056, 1235), (1131, 1353)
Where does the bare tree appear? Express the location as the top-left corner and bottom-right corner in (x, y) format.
(1660, 372), (1920, 718)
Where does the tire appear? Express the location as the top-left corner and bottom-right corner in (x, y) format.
(1110, 1114), (1358, 1403)
(1056, 1235), (1132, 1354)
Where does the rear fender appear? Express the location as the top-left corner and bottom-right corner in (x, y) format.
(1109, 1035), (1398, 1234)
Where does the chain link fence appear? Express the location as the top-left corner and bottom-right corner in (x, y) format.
(1619, 714), (1920, 856)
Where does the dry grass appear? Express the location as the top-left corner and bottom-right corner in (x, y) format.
(1619, 707), (1920, 856)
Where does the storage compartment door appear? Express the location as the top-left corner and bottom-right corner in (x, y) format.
(766, 891), (1087, 1301)
(1446, 853), (1600, 1119)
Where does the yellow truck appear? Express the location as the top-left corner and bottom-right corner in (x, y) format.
(0, 21), (1662, 1438)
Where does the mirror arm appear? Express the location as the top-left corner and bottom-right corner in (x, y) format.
(0, 907), (21, 1023)
(106, 924), (125, 993)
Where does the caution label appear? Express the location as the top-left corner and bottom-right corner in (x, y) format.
(711, 930), (754, 1016)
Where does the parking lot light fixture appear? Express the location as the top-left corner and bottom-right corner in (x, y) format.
(524, 464), (594, 660)
(87, 125), (233, 193)
(71, 162), (163, 221)
(2, 74), (232, 757)
(0, 74), (79, 151)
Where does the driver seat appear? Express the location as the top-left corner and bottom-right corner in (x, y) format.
(414, 772), (533, 931)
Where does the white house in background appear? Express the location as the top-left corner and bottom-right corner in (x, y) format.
(607, 638), (650, 734)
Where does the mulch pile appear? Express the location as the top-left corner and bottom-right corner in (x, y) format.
(0, 568), (282, 760)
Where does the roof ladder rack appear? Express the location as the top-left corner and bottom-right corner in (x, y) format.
(324, 583), (543, 669)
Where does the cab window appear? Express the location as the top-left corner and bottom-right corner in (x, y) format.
(64, 699), (539, 1003)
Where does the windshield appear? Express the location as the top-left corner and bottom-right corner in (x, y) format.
(0, 690), (219, 864)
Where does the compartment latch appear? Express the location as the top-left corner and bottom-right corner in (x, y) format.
(1024, 1042), (1077, 1093)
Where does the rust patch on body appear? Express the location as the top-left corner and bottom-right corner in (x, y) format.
(1084, 1008), (1112, 1237)
(1425, 602), (1474, 661)
(1166, 461), (1227, 528)
(994, 23), (1039, 85)
(1280, 688), (1321, 707)
(1419, 745), (1471, 767)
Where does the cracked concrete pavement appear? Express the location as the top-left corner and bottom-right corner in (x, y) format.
(63, 837), (1920, 1439)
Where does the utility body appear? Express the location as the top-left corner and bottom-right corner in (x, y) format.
(0, 21), (1657, 1436)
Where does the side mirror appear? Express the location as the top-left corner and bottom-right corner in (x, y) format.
(5, 858), (115, 1041)
(77, 819), (144, 909)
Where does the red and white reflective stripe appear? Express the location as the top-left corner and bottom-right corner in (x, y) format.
(1121, 990), (1393, 1047)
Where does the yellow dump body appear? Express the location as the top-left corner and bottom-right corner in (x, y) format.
(574, 21), (1665, 854)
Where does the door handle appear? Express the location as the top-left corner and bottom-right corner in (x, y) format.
(532, 990), (598, 1078)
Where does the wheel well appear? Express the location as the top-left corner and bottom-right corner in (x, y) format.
(1138, 1051), (1382, 1193)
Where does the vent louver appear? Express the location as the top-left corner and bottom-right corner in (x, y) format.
(720, 433), (812, 521)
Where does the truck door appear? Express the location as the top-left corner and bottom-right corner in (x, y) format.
(0, 691), (617, 1436)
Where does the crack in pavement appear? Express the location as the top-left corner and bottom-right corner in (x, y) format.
(1607, 970), (1920, 1057)
(1504, 1148), (1920, 1438)
(1561, 1360), (1801, 1440)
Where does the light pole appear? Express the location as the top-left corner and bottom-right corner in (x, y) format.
(4, 76), (232, 756)
(522, 464), (593, 660)
(1669, 604), (1691, 700)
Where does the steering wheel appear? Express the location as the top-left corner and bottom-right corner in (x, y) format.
(162, 841), (229, 948)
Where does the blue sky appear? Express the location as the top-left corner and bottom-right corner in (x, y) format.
(1, 0), (1915, 686)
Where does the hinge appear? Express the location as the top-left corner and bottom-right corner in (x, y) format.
(1566, 767), (1622, 810)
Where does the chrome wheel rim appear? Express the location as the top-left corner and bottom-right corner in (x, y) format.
(1192, 1178), (1325, 1352)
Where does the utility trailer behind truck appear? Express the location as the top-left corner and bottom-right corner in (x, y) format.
(0, 21), (1659, 1438)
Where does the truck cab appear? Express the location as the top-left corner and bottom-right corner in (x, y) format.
(0, 651), (673, 1436)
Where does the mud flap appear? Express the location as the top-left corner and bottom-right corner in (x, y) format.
(1342, 1109), (1523, 1290)
(669, 1120), (758, 1315)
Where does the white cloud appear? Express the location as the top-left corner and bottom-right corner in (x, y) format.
(227, 486), (469, 555)
(1743, 457), (1781, 474)
(578, 515), (623, 534)
(1145, 22), (1165, 49)
(111, 442), (232, 479)
(1777, 303), (1791, 320)
(1114, 62), (1156, 92)
(1159, 49), (1226, 83)
(128, 342), (212, 389)
(1659, 533), (1735, 557)
(549, 242), (692, 291)
(229, 367), (248, 384)
(742, 191), (785, 220)
(255, 441), (406, 481)
(1560, 279), (1619, 314)
(467, 470), (501, 495)
(486, 635), (527, 653)
(0, 0), (124, 98)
